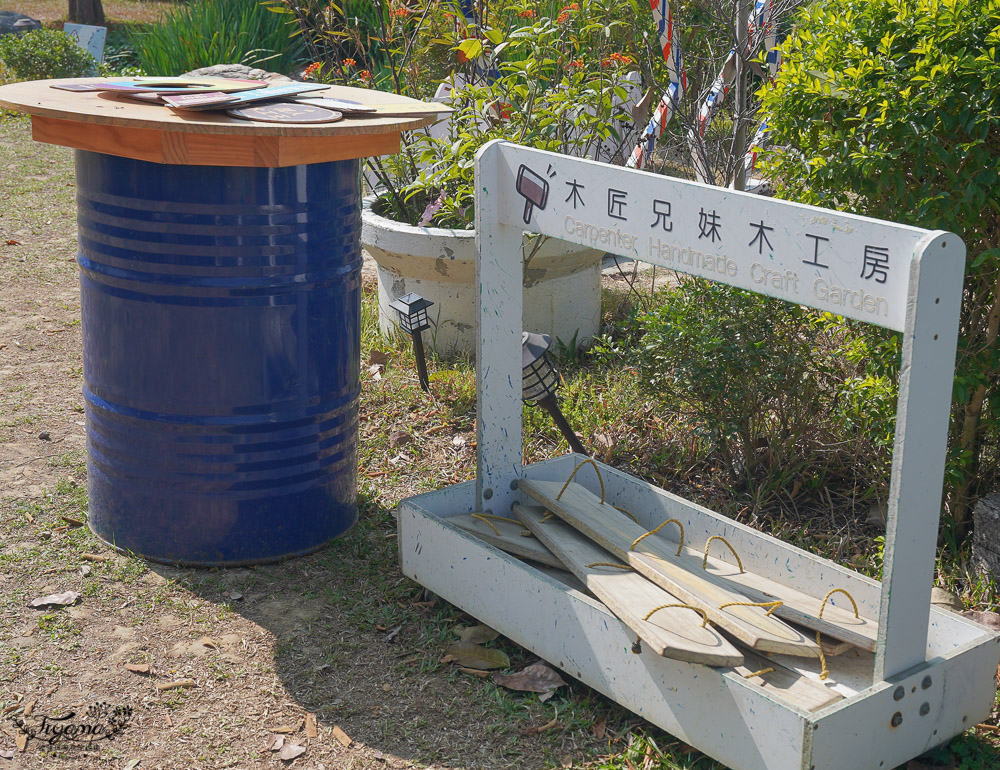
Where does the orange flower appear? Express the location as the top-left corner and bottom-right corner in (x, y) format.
(569, 59), (583, 67)
(359, 70), (372, 80)
(390, 6), (410, 17)
(557, 3), (577, 22)
(303, 62), (323, 79)
(343, 58), (356, 67)
(602, 52), (633, 67)
(517, 9), (537, 18)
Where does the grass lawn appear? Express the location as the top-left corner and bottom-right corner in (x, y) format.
(0, 0), (178, 27)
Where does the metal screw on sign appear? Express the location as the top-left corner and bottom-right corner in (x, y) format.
(389, 292), (433, 392)
(521, 332), (588, 457)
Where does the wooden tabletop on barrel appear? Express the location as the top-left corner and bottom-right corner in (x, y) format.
(0, 78), (446, 137)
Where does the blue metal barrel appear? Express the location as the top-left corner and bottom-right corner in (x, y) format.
(75, 151), (361, 565)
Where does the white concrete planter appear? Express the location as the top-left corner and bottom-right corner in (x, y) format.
(362, 197), (604, 356)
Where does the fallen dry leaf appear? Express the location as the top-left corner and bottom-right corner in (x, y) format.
(124, 663), (150, 675)
(265, 734), (285, 752)
(384, 624), (402, 643)
(305, 713), (318, 739)
(389, 430), (413, 448)
(59, 516), (84, 528)
(164, 713), (172, 728)
(368, 350), (388, 367)
(21, 702), (35, 717)
(123, 760), (140, 770)
(960, 610), (1000, 631)
(154, 679), (197, 691)
(457, 667), (492, 678)
(443, 641), (510, 670)
(279, 742), (307, 761)
(15, 732), (26, 752)
(493, 663), (567, 695)
(590, 715), (607, 740)
(332, 725), (353, 747)
(199, 636), (219, 649)
(80, 553), (110, 563)
(6, 240), (20, 246)
(28, 590), (80, 609)
(0, 749), (15, 759)
(522, 717), (562, 735)
(457, 624), (500, 644)
(560, 756), (574, 768)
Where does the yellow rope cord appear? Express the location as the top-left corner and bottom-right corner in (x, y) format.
(613, 506), (640, 524)
(586, 562), (632, 571)
(702, 536), (745, 573)
(643, 603), (709, 628)
(540, 512), (556, 523)
(718, 600), (783, 617)
(818, 588), (860, 620)
(469, 513), (521, 537)
(743, 667), (775, 679)
(630, 518), (685, 556)
(816, 588), (860, 681)
(556, 458), (606, 504)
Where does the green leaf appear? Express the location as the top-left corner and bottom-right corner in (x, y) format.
(443, 641), (510, 670)
(457, 39), (484, 60)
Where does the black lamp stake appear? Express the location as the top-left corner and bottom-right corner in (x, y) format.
(389, 293), (433, 392)
(521, 332), (589, 456)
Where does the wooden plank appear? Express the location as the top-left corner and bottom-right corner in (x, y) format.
(450, 513), (565, 569)
(515, 504), (744, 666)
(32, 116), (404, 167)
(686, 543), (878, 652)
(733, 647), (843, 713)
(33, 116), (165, 163)
(876, 232), (965, 680)
(519, 479), (821, 657)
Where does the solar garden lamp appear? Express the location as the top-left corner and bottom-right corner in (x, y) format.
(389, 292), (433, 392)
(521, 331), (589, 456)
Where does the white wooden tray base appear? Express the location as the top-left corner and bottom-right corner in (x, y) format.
(398, 455), (1000, 770)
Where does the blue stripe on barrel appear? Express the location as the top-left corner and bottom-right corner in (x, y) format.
(75, 151), (361, 565)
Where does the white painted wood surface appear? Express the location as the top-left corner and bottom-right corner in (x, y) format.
(876, 231), (965, 679)
(398, 478), (1000, 768)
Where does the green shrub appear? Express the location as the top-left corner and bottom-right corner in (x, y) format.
(0, 28), (97, 81)
(759, 0), (1000, 532)
(126, 0), (307, 76)
(620, 279), (846, 497)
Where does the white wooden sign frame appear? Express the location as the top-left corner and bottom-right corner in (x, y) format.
(397, 140), (1000, 770)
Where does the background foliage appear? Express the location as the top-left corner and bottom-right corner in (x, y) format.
(0, 28), (98, 80)
(125, 0), (307, 75)
(759, 0), (1000, 533)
